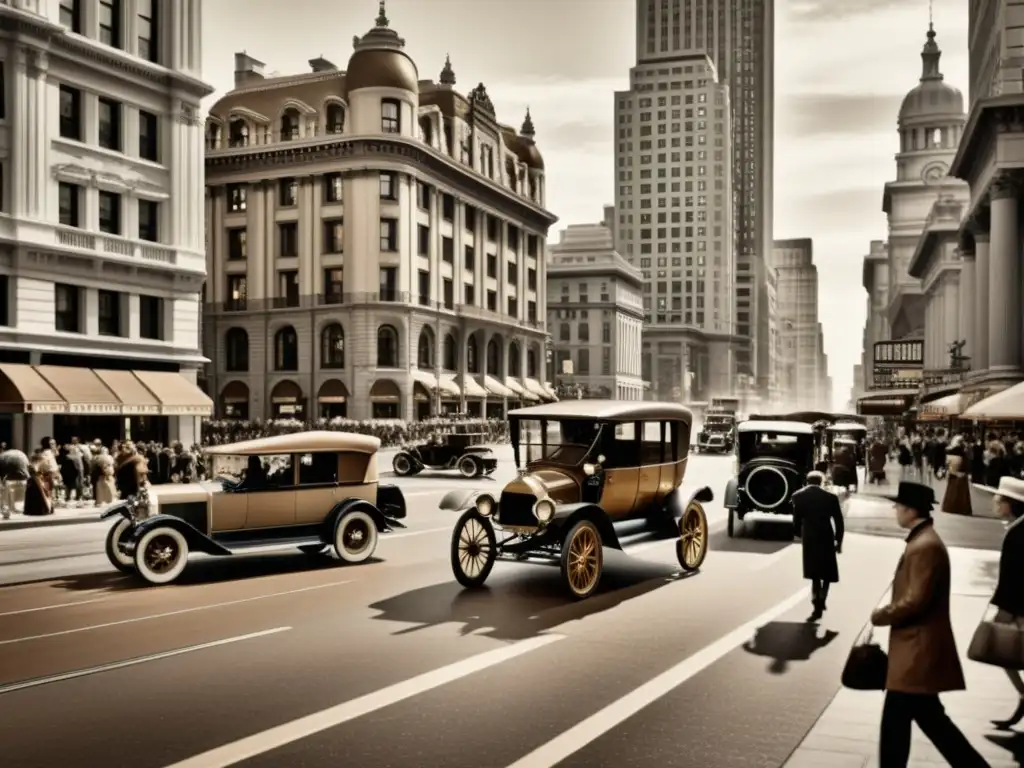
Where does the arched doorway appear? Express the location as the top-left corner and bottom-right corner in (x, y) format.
(317, 379), (349, 420)
(413, 380), (432, 421)
(270, 379), (305, 419)
(369, 379), (401, 419)
(220, 380), (250, 419)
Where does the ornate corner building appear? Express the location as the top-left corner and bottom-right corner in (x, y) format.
(0, 0), (213, 450)
(202, 4), (558, 423)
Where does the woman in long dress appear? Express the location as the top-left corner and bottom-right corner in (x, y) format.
(93, 451), (117, 505)
(942, 435), (973, 516)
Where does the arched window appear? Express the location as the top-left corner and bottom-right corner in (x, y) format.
(280, 108), (300, 140)
(228, 118), (249, 147)
(527, 348), (538, 377)
(274, 326), (298, 371)
(206, 122), (222, 150)
(418, 327), (435, 369)
(466, 335), (479, 374)
(442, 333), (457, 371)
(381, 99), (400, 134)
(419, 116), (433, 146)
(377, 324), (399, 367)
(508, 342), (521, 377)
(486, 338), (500, 375)
(931, 127), (942, 147)
(225, 328), (249, 372)
(505, 158), (517, 191)
(326, 103), (345, 134)
(320, 323), (345, 369)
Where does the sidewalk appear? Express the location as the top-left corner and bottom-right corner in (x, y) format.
(856, 460), (1000, 520)
(785, 548), (1019, 767)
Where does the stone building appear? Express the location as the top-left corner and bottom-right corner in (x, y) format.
(202, 5), (557, 422)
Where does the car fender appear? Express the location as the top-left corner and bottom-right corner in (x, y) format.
(126, 515), (230, 556)
(376, 483), (407, 520)
(100, 499), (136, 522)
(438, 488), (495, 511)
(662, 484), (715, 517)
(552, 503), (621, 549)
(724, 477), (740, 509)
(327, 498), (402, 537)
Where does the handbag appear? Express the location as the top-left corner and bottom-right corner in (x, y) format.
(967, 605), (1024, 670)
(841, 625), (888, 690)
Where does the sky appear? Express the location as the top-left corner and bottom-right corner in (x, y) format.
(201, 0), (969, 411)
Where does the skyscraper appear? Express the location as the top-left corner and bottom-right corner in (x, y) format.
(634, 0), (774, 394)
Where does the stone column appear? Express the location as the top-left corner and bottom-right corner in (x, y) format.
(988, 175), (1021, 374)
(944, 277), (959, 363)
(959, 248), (976, 364)
(975, 230), (990, 373)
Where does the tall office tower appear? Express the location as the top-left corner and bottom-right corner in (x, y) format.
(634, 0), (774, 394)
(614, 55), (736, 403)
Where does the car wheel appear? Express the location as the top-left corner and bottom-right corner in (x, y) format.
(451, 509), (496, 588)
(677, 502), (709, 571)
(392, 453), (413, 476)
(560, 519), (603, 600)
(134, 526), (189, 585)
(334, 510), (379, 564)
(727, 507), (735, 539)
(105, 518), (135, 574)
(458, 455), (478, 478)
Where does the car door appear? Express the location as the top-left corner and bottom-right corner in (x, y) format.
(599, 421), (640, 519)
(244, 454), (297, 529)
(634, 421), (666, 513)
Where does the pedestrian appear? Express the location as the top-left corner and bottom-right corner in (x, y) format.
(792, 470), (844, 620)
(870, 481), (988, 767)
(942, 435), (973, 516)
(897, 439), (912, 480)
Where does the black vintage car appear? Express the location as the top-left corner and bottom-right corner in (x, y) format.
(695, 411), (736, 454)
(723, 420), (816, 538)
(392, 433), (498, 478)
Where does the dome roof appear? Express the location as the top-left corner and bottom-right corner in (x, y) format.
(503, 109), (544, 170)
(345, 2), (418, 95)
(898, 26), (964, 124)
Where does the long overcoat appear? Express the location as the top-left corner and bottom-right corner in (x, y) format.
(792, 484), (844, 583)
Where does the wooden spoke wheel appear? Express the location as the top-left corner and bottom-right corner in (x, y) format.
(451, 509), (497, 588)
(560, 519), (603, 600)
(677, 502), (709, 571)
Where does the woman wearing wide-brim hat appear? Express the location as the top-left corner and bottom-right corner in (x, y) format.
(942, 435), (973, 516)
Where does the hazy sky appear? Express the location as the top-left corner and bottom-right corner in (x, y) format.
(201, 0), (969, 410)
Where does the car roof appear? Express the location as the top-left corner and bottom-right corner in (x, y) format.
(204, 430), (380, 456)
(737, 420), (814, 435)
(827, 421), (868, 432)
(508, 399), (692, 424)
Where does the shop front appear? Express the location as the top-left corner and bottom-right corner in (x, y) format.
(369, 379), (401, 419)
(269, 380), (305, 420)
(317, 379), (349, 419)
(220, 381), (250, 420)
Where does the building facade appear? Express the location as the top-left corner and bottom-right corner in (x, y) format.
(859, 239), (890, 392)
(547, 213), (646, 401)
(0, 0), (213, 451)
(613, 53), (737, 403)
(202, 6), (557, 423)
(634, 0), (774, 393)
(771, 238), (827, 410)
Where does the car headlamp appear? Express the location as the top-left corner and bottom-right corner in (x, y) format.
(533, 497), (555, 523)
(475, 494), (495, 517)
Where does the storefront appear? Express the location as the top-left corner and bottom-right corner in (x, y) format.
(269, 380), (306, 420)
(317, 379), (349, 420)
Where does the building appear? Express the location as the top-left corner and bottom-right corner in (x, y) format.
(949, 0), (1024, 408)
(0, 0), (213, 451)
(202, 5), (558, 422)
(859, 240), (889, 389)
(547, 212), (646, 401)
(613, 53), (737, 403)
(771, 238), (827, 410)
(764, 264), (783, 408)
(815, 324), (832, 411)
(634, 0), (775, 394)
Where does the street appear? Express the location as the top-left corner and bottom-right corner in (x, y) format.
(0, 449), (1008, 767)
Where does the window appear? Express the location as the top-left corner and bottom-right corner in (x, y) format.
(298, 452), (339, 485)
(377, 325), (399, 367)
(280, 109), (299, 141)
(99, 0), (121, 48)
(139, 295), (163, 340)
(137, 0), (158, 63)
(138, 199), (159, 242)
(324, 173), (342, 203)
(98, 290), (122, 336)
(278, 177), (297, 206)
(322, 219), (343, 253)
(278, 223), (298, 258)
(379, 267), (397, 301)
(58, 182), (81, 227)
(227, 228), (246, 260)
(418, 328), (434, 368)
(225, 328), (249, 371)
(227, 184), (246, 212)
(138, 110), (158, 161)
(323, 268), (343, 302)
(381, 99), (400, 133)
(59, 86), (81, 140)
(274, 326), (298, 371)
(326, 103), (345, 133)
(0, 62), (5, 120)
(443, 334), (457, 370)
(466, 336), (479, 374)
(418, 270), (429, 304)
(226, 275), (247, 310)
(443, 278), (453, 309)
(442, 236), (453, 263)
(59, 0), (81, 32)
(228, 119), (248, 147)
(379, 218), (397, 251)
(98, 191), (121, 235)
(54, 284), (80, 333)
(0, 275), (8, 326)
(321, 323), (345, 368)
(379, 172), (396, 200)
(417, 224), (429, 256)
(277, 270), (299, 307)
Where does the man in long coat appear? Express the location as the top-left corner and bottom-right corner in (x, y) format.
(870, 481), (987, 767)
(792, 470), (844, 621)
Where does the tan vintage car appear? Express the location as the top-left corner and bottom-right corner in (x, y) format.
(102, 431), (407, 585)
(440, 401), (713, 599)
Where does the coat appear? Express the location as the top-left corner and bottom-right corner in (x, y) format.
(792, 484), (844, 583)
(22, 473), (53, 516)
(871, 519), (966, 693)
(94, 454), (117, 504)
(869, 442), (888, 474)
(992, 515), (1024, 616)
(115, 454), (148, 499)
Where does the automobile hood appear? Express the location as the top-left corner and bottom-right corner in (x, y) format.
(146, 483), (213, 504)
(503, 469), (579, 503)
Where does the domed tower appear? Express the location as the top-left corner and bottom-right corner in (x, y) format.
(345, 1), (419, 136)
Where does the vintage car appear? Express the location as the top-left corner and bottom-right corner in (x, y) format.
(101, 431), (407, 585)
(440, 400), (713, 600)
(827, 421), (868, 466)
(696, 412), (736, 454)
(724, 420), (816, 538)
(391, 432), (498, 478)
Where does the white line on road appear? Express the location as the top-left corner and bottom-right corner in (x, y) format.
(0, 627), (291, 695)
(504, 585), (812, 768)
(164, 633), (565, 768)
(0, 597), (108, 618)
(387, 526), (450, 540)
(0, 580), (352, 646)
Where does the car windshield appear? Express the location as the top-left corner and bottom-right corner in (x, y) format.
(704, 417), (733, 431)
(739, 431), (812, 464)
(517, 418), (601, 466)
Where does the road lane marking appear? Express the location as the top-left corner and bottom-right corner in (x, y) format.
(0, 627), (291, 695)
(504, 586), (812, 768)
(0, 597), (107, 617)
(387, 526), (450, 540)
(164, 633), (565, 768)
(0, 580), (352, 646)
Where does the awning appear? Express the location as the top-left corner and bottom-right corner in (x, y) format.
(919, 392), (962, 418)
(504, 377), (527, 397)
(524, 378), (547, 399)
(131, 370), (213, 416)
(35, 365), (122, 415)
(317, 379), (349, 404)
(542, 382), (559, 401)
(221, 381), (250, 404)
(461, 375), (487, 398)
(369, 379), (401, 403)
(94, 369), (161, 415)
(411, 370), (461, 397)
(963, 382), (1024, 420)
(483, 375), (514, 397)
(0, 363), (65, 413)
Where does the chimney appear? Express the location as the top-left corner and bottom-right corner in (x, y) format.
(309, 57), (337, 73)
(234, 52), (266, 87)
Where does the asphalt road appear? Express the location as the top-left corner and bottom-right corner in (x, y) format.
(0, 451), (998, 767)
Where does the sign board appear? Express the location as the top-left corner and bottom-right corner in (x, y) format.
(562, 359), (574, 375)
(68, 403), (122, 415)
(872, 367), (922, 390)
(26, 403), (66, 414)
(121, 405), (162, 415)
(922, 368), (969, 388)
(873, 340), (924, 368)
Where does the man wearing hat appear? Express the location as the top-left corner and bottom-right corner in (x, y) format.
(791, 470), (844, 621)
(869, 481), (987, 767)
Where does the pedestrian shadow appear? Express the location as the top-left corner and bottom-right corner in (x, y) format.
(741, 621), (839, 674)
(710, 518), (794, 555)
(985, 732), (1024, 762)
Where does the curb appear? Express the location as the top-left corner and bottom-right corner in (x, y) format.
(1, 513), (105, 531)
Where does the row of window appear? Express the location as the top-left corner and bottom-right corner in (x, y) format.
(51, 282), (164, 339)
(58, 182), (160, 241)
(59, 85), (160, 162)
(550, 346), (615, 376)
(60, 0), (160, 63)
(555, 322), (617, 344)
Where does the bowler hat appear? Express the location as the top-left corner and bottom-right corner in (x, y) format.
(886, 481), (935, 513)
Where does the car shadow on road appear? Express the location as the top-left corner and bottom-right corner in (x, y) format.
(741, 621), (839, 674)
(710, 518), (794, 555)
(986, 733), (1024, 762)
(368, 555), (691, 642)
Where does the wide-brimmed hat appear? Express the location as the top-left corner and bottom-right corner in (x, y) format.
(885, 481), (935, 513)
(979, 476), (1024, 505)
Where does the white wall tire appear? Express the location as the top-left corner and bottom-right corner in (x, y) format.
(744, 466), (789, 510)
(105, 518), (135, 573)
(392, 454), (413, 476)
(334, 510), (379, 564)
(458, 456), (478, 478)
(134, 527), (189, 585)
